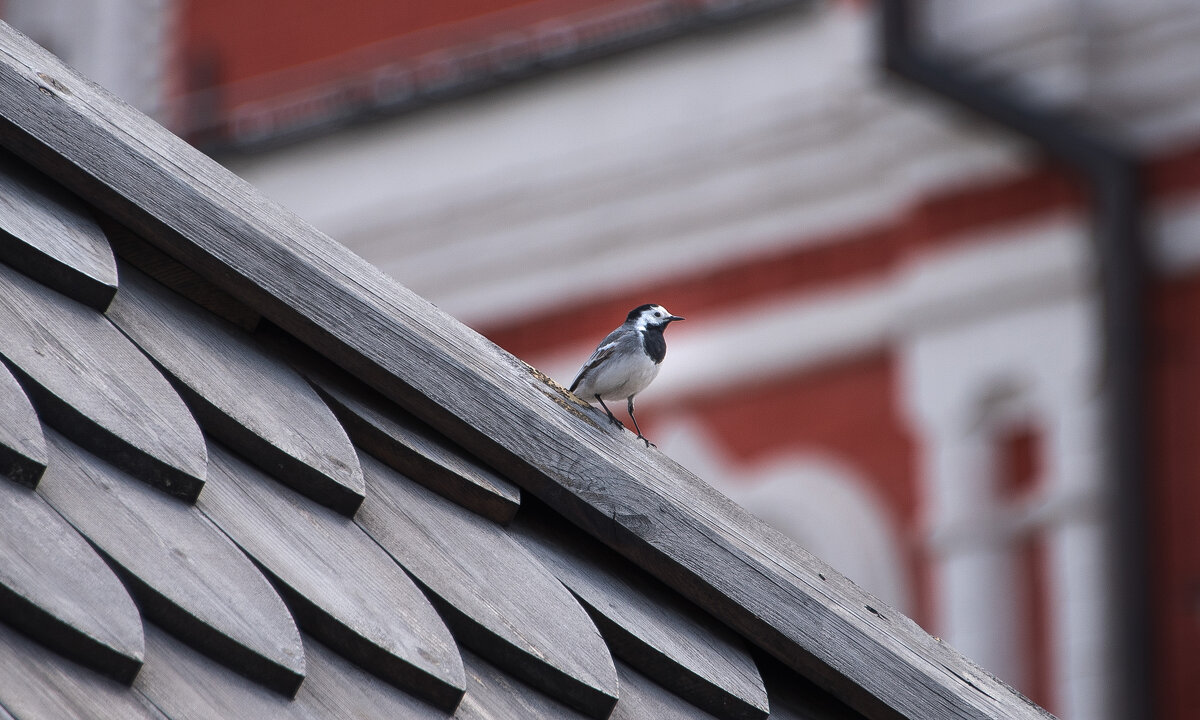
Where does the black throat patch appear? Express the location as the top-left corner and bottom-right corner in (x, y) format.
(641, 326), (667, 364)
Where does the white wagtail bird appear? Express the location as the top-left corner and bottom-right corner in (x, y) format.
(569, 304), (684, 447)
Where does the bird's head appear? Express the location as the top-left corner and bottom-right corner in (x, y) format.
(627, 303), (684, 331)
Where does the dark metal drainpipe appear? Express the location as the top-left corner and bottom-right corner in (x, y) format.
(879, 2), (1150, 719)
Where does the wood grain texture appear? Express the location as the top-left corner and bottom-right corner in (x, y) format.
(0, 358), (46, 487)
(0, 25), (1055, 720)
(757, 653), (866, 720)
(0, 476), (143, 683)
(611, 660), (723, 720)
(37, 431), (305, 696)
(458, 656), (729, 720)
(134, 622), (296, 720)
(0, 260), (206, 501)
(307, 368), (518, 523)
(107, 264), (364, 515)
(511, 508), (769, 720)
(455, 649), (591, 720)
(0, 621), (166, 720)
(299, 634), (452, 719)
(199, 441), (464, 711)
(355, 450), (617, 719)
(0, 146), (116, 310)
(98, 213), (261, 331)
(138, 624), (450, 720)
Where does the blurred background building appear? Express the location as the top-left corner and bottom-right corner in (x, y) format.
(7, 0), (1200, 718)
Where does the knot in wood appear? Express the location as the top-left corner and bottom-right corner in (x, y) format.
(36, 72), (71, 97)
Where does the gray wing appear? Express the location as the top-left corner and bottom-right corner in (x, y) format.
(569, 327), (629, 392)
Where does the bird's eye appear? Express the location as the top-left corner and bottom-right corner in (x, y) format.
(654, 311), (662, 317)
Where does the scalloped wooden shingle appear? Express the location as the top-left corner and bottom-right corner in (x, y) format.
(308, 369), (519, 523)
(511, 510), (769, 720)
(0, 478), (143, 683)
(0, 147), (117, 311)
(0, 622), (163, 720)
(200, 441), (464, 710)
(0, 261), (206, 500)
(612, 660), (726, 720)
(107, 264), (364, 515)
(37, 431), (306, 696)
(355, 450), (618, 719)
(0, 359), (46, 487)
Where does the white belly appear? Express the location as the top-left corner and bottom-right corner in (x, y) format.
(576, 352), (660, 401)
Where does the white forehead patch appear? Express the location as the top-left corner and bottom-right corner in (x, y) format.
(635, 305), (671, 330)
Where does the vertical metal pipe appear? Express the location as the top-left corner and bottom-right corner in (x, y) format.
(878, 2), (1151, 719)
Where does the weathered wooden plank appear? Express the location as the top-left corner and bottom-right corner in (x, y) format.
(107, 264), (364, 515)
(0, 260), (206, 501)
(355, 450), (617, 719)
(306, 367), (518, 523)
(37, 430), (305, 696)
(0, 146), (116, 310)
(0, 25), (1055, 720)
(199, 441), (464, 711)
(0, 358), (46, 487)
(0, 621), (165, 720)
(511, 507), (769, 720)
(0, 475), (143, 683)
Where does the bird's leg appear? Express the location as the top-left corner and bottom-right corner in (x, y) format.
(628, 396), (654, 447)
(596, 396), (624, 428)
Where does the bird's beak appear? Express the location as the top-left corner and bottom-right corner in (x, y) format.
(668, 315), (685, 322)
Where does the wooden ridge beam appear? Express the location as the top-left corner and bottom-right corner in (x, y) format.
(0, 22), (1051, 720)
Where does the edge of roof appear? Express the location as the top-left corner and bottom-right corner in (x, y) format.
(0, 20), (1052, 720)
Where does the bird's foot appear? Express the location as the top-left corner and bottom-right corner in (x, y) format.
(636, 434), (655, 448)
(605, 413), (624, 428)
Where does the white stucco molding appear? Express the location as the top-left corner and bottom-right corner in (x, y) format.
(657, 420), (913, 615)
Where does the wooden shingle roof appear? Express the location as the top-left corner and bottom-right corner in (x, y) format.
(0, 21), (1052, 720)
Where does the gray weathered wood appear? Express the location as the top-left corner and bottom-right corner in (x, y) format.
(611, 660), (723, 720)
(107, 264), (364, 515)
(98, 213), (261, 331)
(199, 441), (464, 710)
(457, 654), (728, 720)
(455, 649), (591, 720)
(307, 368), (518, 523)
(0, 358), (46, 487)
(37, 430), (306, 696)
(137, 623), (452, 720)
(0, 621), (165, 720)
(355, 450), (617, 719)
(0, 145), (116, 310)
(135, 622), (296, 720)
(511, 509), (769, 720)
(299, 634), (452, 719)
(0, 260), (206, 501)
(0, 24), (1055, 720)
(0, 474), (143, 683)
(758, 655), (865, 720)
